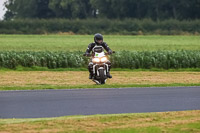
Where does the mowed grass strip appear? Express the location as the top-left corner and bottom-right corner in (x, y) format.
(0, 35), (200, 51)
(0, 71), (200, 90)
(0, 110), (200, 133)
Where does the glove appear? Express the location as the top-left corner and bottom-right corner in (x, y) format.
(108, 50), (113, 55)
(85, 52), (90, 57)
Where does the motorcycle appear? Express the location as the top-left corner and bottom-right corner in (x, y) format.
(84, 46), (114, 85)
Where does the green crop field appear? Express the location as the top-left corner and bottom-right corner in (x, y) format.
(0, 35), (200, 51)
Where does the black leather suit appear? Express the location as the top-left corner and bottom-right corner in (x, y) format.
(85, 42), (112, 75)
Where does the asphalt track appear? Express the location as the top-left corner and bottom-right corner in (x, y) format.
(0, 86), (200, 118)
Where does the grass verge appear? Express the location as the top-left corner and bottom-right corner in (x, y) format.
(0, 110), (200, 133)
(1, 83), (200, 91)
(0, 70), (200, 91)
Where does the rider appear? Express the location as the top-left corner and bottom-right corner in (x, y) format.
(85, 33), (113, 79)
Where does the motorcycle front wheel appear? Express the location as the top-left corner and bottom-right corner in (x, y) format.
(99, 69), (105, 84)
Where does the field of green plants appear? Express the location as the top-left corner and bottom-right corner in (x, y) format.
(0, 35), (200, 69)
(1, 50), (200, 69)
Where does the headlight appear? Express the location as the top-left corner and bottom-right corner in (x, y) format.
(93, 58), (100, 62)
(101, 57), (107, 62)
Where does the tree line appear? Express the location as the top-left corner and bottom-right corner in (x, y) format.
(4, 0), (200, 20)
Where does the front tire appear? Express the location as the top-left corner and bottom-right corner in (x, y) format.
(99, 69), (105, 84)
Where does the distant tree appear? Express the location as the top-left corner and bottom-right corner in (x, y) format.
(49, 0), (93, 19)
(37, 0), (55, 18)
(4, 0), (54, 19)
(3, 0), (200, 20)
(5, 0), (37, 19)
(4, 0), (15, 20)
(89, 0), (113, 18)
(178, 0), (200, 19)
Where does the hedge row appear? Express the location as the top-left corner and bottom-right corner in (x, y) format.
(110, 51), (200, 69)
(0, 19), (200, 35)
(0, 51), (86, 69)
(1, 51), (200, 69)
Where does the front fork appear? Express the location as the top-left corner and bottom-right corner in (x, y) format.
(93, 63), (109, 76)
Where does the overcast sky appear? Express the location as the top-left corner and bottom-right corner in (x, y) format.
(0, 0), (7, 20)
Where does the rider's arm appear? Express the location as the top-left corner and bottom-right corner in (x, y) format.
(102, 42), (112, 53)
(85, 43), (95, 54)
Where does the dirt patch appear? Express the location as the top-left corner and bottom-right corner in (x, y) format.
(111, 71), (200, 84)
(0, 71), (200, 87)
(0, 71), (92, 87)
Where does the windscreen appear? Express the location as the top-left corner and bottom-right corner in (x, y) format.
(93, 46), (103, 53)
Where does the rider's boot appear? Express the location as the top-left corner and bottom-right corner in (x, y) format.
(89, 72), (93, 79)
(107, 63), (112, 78)
(107, 72), (112, 78)
(88, 63), (93, 79)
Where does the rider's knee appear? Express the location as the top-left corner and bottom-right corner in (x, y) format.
(106, 61), (111, 67)
(88, 62), (93, 69)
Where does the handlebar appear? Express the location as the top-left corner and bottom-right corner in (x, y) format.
(83, 51), (115, 57)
